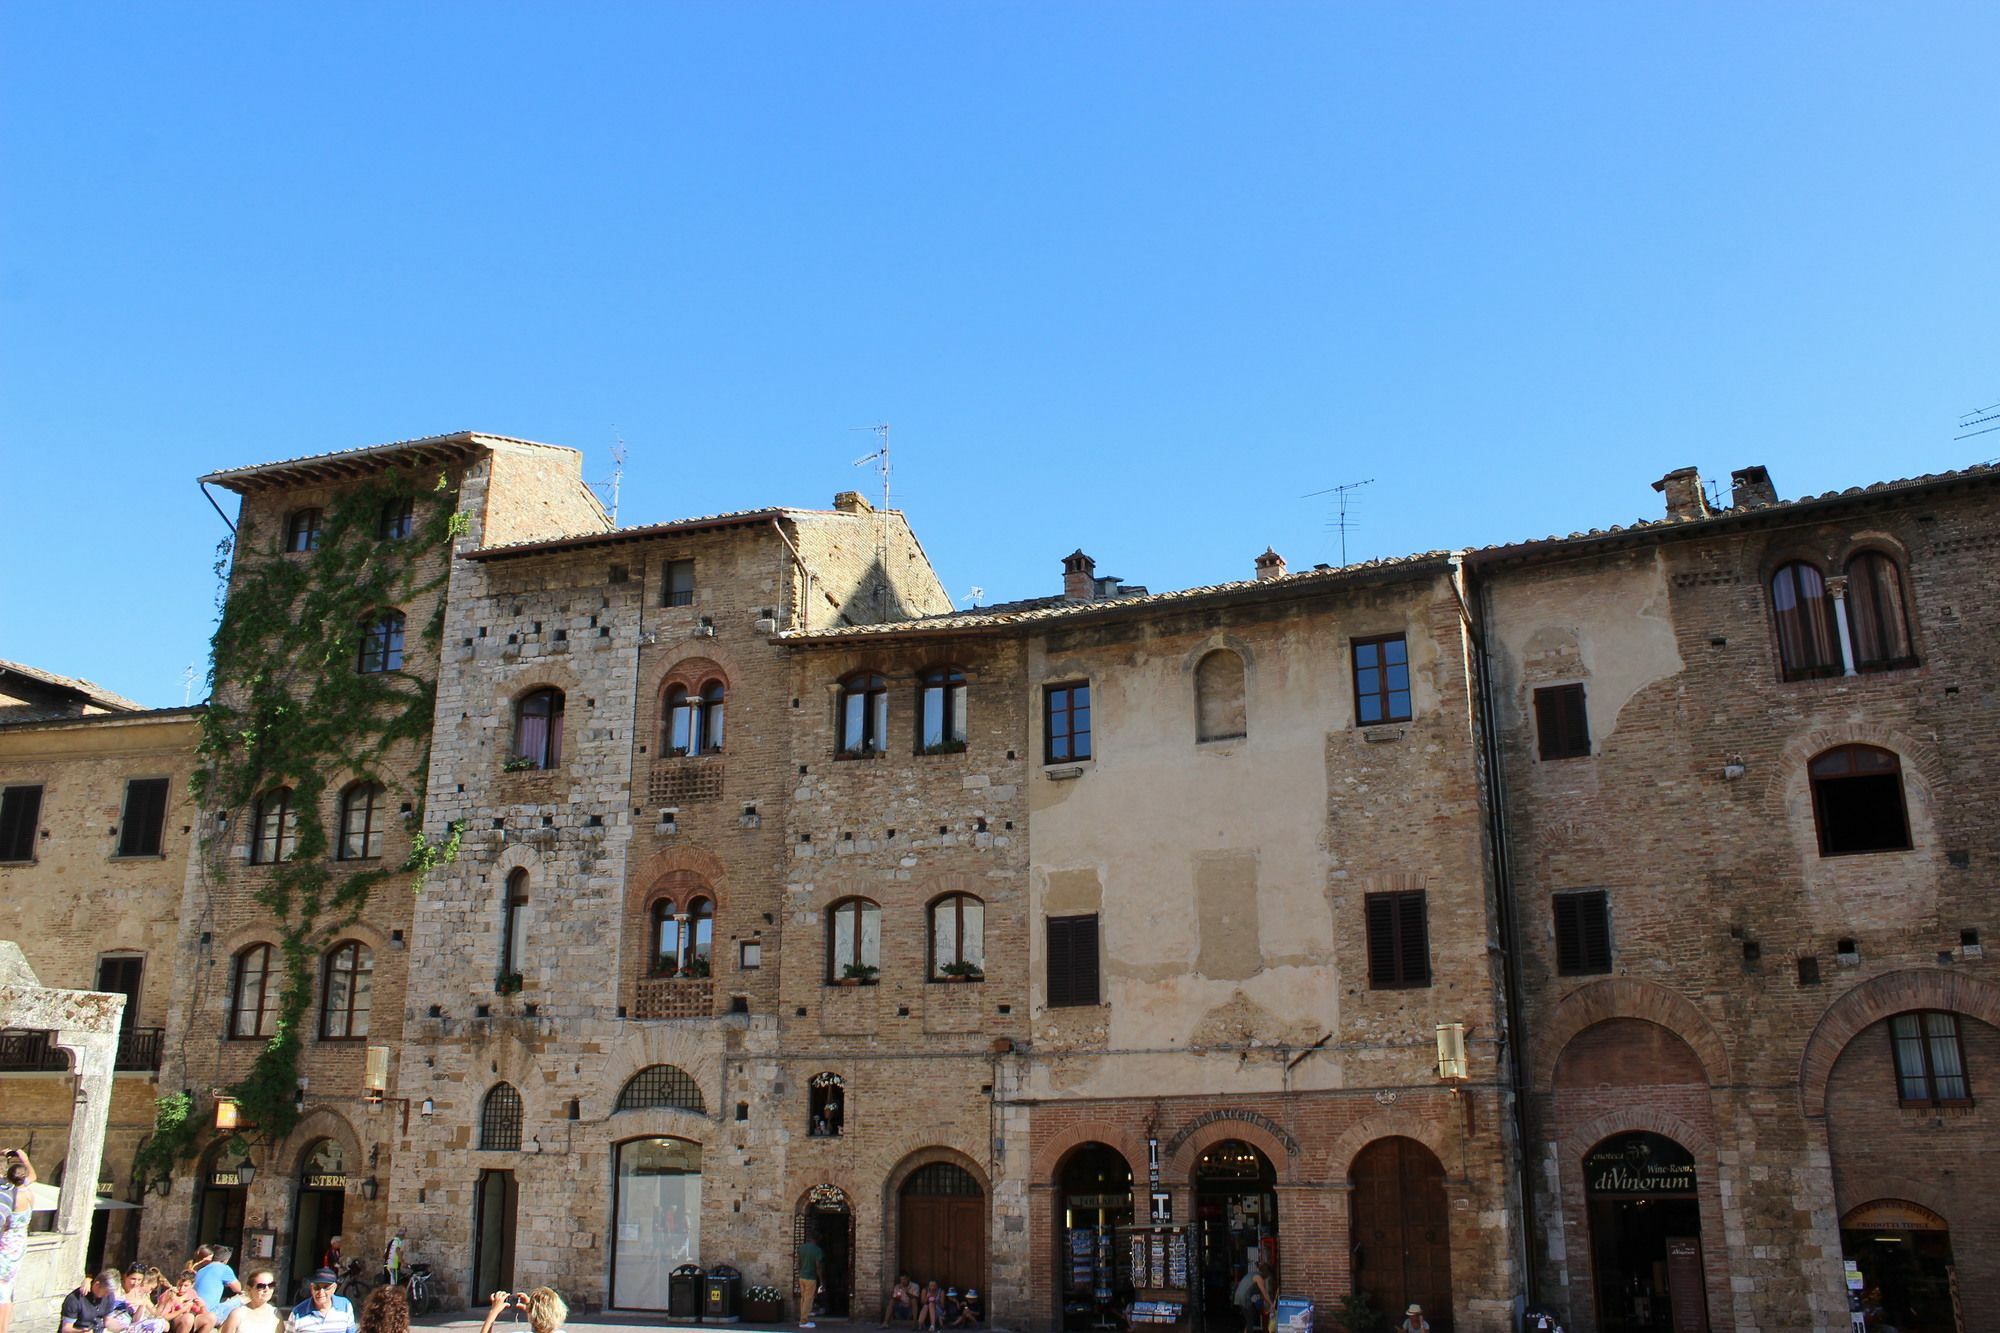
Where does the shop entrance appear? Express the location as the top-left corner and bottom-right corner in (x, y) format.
(1350, 1137), (1453, 1333)
(195, 1141), (249, 1274)
(610, 1137), (701, 1310)
(1840, 1200), (1955, 1333)
(1584, 1132), (1707, 1333)
(899, 1163), (984, 1294)
(474, 1170), (519, 1300)
(1058, 1144), (1134, 1332)
(288, 1140), (347, 1302)
(796, 1184), (854, 1319)
(1192, 1140), (1276, 1320)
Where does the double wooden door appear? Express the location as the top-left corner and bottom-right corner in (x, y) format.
(899, 1163), (985, 1292)
(1351, 1137), (1453, 1331)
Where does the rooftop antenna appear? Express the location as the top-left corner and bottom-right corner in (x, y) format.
(1301, 478), (1376, 566)
(602, 432), (628, 524)
(850, 423), (891, 510)
(851, 423), (893, 608)
(965, 585), (985, 608)
(182, 665), (196, 706)
(1956, 400), (2000, 443)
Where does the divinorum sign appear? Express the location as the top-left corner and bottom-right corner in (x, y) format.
(1585, 1132), (1696, 1196)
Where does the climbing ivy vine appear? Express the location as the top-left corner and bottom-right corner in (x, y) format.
(192, 469), (465, 1143)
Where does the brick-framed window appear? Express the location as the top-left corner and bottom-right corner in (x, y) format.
(1846, 550), (1918, 672)
(319, 941), (374, 1040)
(826, 896), (882, 982)
(917, 665), (969, 754)
(513, 688), (565, 770)
(1534, 684), (1590, 760)
(1891, 1011), (1971, 1107)
(1352, 635), (1412, 725)
(0, 785), (42, 862)
(377, 498), (415, 541)
(1809, 744), (1911, 856)
(229, 943), (279, 1039)
(357, 610), (406, 674)
(1553, 890), (1612, 975)
(1770, 560), (1841, 681)
(1046, 913), (1100, 1008)
(1364, 891), (1430, 989)
(338, 783), (385, 860)
(1044, 682), (1092, 763)
(930, 893), (985, 979)
(662, 559), (696, 608)
(251, 788), (297, 864)
(286, 509), (323, 553)
(117, 778), (170, 857)
(838, 672), (889, 757)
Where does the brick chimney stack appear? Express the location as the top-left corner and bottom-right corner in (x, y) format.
(1730, 465), (1777, 509)
(1062, 550), (1097, 601)
(832, 490), (874, 515)
(1651, 467), (1712, 522)
(1254, 548), (1286, 582)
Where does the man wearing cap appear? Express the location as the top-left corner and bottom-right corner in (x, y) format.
(284, 1272), (354, 1333)
(1397, 1304), (1432, 1333)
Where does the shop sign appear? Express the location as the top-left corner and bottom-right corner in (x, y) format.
(304, 1173), (347, 1191)
(210, 1172), (242, 1188)
(1584, 1133), (1695, 1196)
(1067, 1192), (1129, 1209)
(1149, 1191), (1172, 1223)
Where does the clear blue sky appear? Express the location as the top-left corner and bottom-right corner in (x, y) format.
(4, 4), (1996, 707)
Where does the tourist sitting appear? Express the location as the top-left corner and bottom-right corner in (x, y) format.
(880, 1274), (917, 1327)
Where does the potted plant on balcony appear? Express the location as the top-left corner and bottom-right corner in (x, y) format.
(494, 972), (525, 995)
(500, 755), (537, 773)
(920, 738), (969, 756)
(837, 963), (878, 986)
(939, 961), (983, 982)
(681, 957), (711, 979)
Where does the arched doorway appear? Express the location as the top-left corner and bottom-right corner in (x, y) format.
(194, 1140), (250, 1273)
(610, 1137), (701, 1310)
(1583, 1132), (1706, 1333)
(1057, 1144), (1134, 1332)
(899, 1163), (984, 1293)
(1192, 1140), (1277, 1319)
(289, 1140), (347, 1300)
(1351, 1137), (1452, 1332)
(796, 1185), (854, 1319)
(1840, 1200), (1955, 1332)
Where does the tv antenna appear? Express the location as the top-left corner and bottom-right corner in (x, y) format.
(182, 664), (196, 706)
(851, 423), (891, 510)
(601, 432), (628, 524)
(1956, 400), (2000, 443)
(1301, 478), (1376, 566)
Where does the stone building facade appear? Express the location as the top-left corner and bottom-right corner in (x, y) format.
(1472, 462), (2000, 1333)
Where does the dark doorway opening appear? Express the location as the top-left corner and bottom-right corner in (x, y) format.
(196, 1141), (249, 1277)
(1583, 1132), (1706, 1333)
(1193, 1141), (1276, 1322)
(1841, 1200), (1955, 1333)
(900, 1162), (984, 1295)
(474, 1170), (519, 1301)
(797, 1185), (854, 1319)
(96, 956), (143, 1029)
(289, 1140), (347, 1303)
(1350, 1137), (1453, 1333)
(1058, 1144), (1134, 1332)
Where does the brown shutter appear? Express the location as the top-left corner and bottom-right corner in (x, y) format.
(1047, 914), (1100, 1008)
(1397, 892), (1430, 986)
(1579, 892), (1611, 972)
(1365, 895), (1397, 987)
(1555, 891), (1611, 975)
(1535, 684), (1590, 760)
(0, 786), (41, 861)
(1553, 894), (1583, 974)
(120, 779), (169, 857)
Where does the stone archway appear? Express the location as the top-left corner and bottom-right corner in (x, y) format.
(1799, 968), (2000, 1116)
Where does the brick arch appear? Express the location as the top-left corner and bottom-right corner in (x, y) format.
(274, 1107), (363, 1176)
(656, 654), (730, 692)
(591, 1029), (723, 1121)
(1563, 1106), (1715, 1165)
(1324, 1109), (1454, 1185)
(217, 925), (283, 957)
(1767, 721), (1945, 814)
(1165, 1118), (1297, 1186)
(1029, 1120), (1149, 1183)
(1799, 968), (2000, 1118)
(498, 662), (582, 702)
(632, 843), (729, 896)
(792, 1175), (866, 1215)
(1532, 979), (1731, 1089)
(883, 1143), (991, 1200)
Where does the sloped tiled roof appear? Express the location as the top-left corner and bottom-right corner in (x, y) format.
(779, 551), (1457, 643)
(201, 431), (576, 493)
(0, 659), (146, 717)
(1468, 459), (2000, 565)
(465, 506), (837, 560)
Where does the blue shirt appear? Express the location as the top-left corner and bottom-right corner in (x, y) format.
(287, 1295), (355, 1333)
(193, 1263), (239, 1314)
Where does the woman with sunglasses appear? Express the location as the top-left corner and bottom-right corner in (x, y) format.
(220, 1272), (282, 1333)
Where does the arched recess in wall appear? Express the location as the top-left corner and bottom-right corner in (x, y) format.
(1799, 968), (2000, 1117)
(1193, 649), (1248, 742)
(1530, 977), (1731, 1090)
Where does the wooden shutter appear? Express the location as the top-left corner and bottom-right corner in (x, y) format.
(1365, 895), (1397, 986)
(0, 786), (41, 861)
(1397, 892), (1430, 985)
(1554, 891), (1610, 975)
(120, 778), (170, 857)
(1535, 684), (1589, 760)
(1047, 914), (1100, 1008)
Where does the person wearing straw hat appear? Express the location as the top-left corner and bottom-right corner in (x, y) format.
(1396, 1304), (1432, 1333)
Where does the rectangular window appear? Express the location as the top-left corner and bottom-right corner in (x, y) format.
(1046, 913), (1101, 1008)
(0, 785), (42, 862)
(1892, 1012), (1972, 1107)
(663, 559), (696, 607)
(1553, 891), (1612, 975)
(1534, 684), (1591, 760)
(1045, 682), (1092, 763)
(118, 778), (171, 857)
(1364, 891), (1430, 989)
(1353, 635), (1412, 725)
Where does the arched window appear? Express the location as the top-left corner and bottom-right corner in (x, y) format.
(378, 498), (414, 541)
(481, 1083), (523, 1150)
(650, 896), (715, 977)
(838, 673), (889, 756)
(1770, 561), (1841, 681)
(357, 611), (405, 674)
(1891, 1012), (1971, 1107)
(500, 869), (528, 978)
(664, 685), (693, 755)
(930, 893), (985, 979)
(1846, 551), (1917, 673)
(616, 1064), (705, 1114)
(251, 788), (296, 864)
(916, 666), (968, 753)
(808, 1072), (845, 1137)
(337, 783), (385, 860)
(512, 689), (564, 770)
(1194, 649), (1247, 741)
(827, 897), (882, 982)
(319, 941), (374, 1039)
(698, 681), (725, 753)
(1809, 745), (1911, 856)
(286, 509), (323, 553)
(229, 944), (278, 1039)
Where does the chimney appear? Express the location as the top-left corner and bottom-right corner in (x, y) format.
(1254, 548), (1287, 582)
(832, 490), (873, 515)
(1730, 465), (1777, 510)
(1062, 550), (1097, 601)
(1651, 467), (1711, 522)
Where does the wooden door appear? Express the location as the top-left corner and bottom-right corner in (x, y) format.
(899, 1164), (986, 1292)
(1350, 1137), (1452, 1331)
